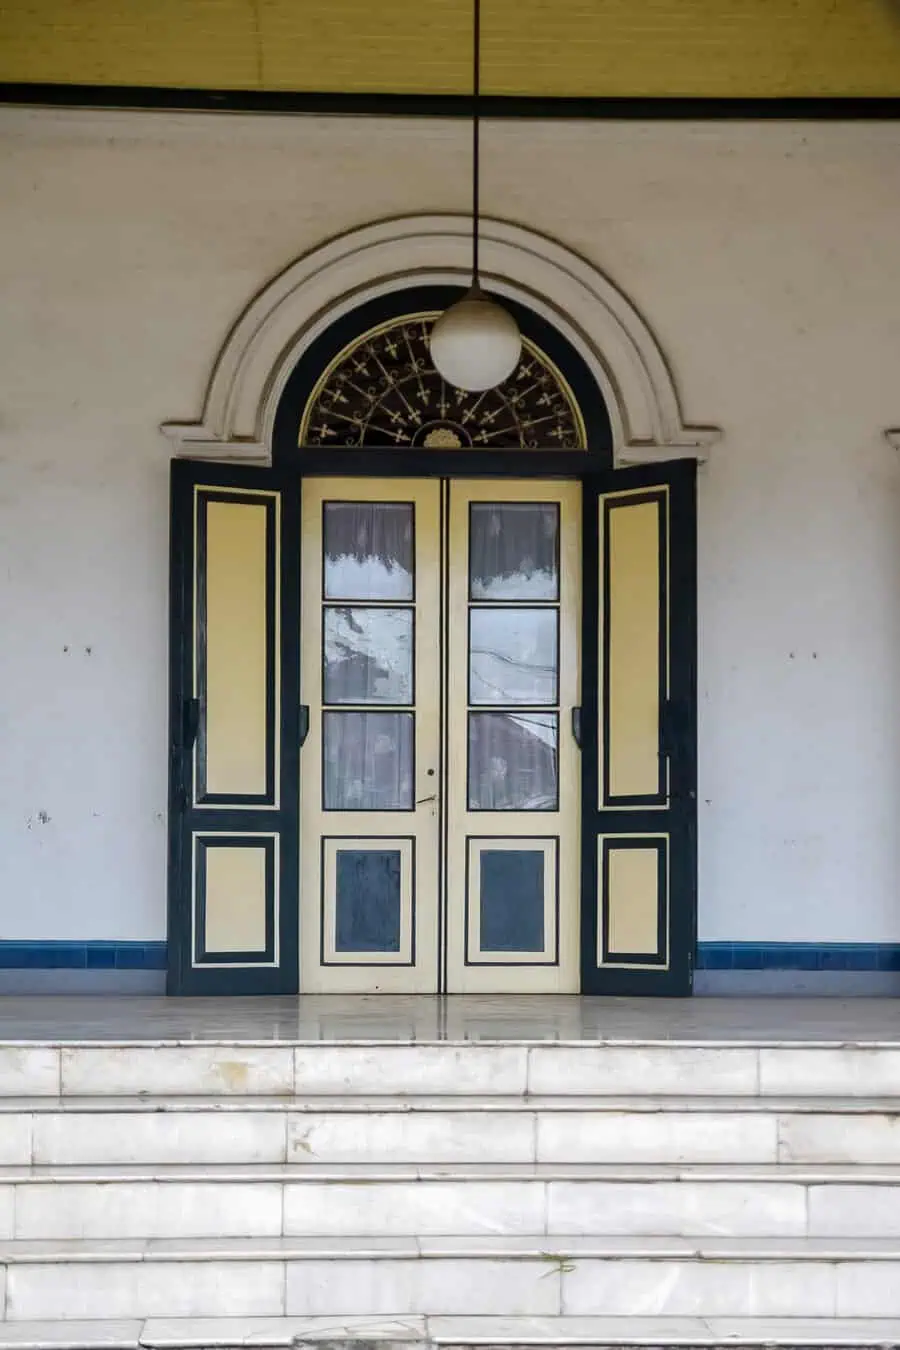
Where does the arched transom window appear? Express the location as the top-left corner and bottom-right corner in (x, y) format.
(299, 311), (587, 450)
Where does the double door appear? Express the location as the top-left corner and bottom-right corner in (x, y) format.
(167, 457), (697, 998)
(299, 478), (581, 993)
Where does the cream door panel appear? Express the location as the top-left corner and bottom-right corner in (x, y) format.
(445, 481), (581, 993)
(300, 479), (441, 993)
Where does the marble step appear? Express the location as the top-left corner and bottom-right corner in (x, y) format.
(2, 1162), (900, 1240)
(2, 1096), (900, 1166)
(4, 1236), (900, 1320)
(2, 1042), (900, 1101)
(4, 1317), (900, 1349)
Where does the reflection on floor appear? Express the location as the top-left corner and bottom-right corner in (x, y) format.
(0, 994), (897, 1043)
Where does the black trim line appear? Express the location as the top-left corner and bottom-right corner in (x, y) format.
(3, 85), (899, 119)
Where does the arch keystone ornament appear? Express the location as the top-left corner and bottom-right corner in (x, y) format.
(161, 215), (720, 467)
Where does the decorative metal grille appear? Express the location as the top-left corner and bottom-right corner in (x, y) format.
(299, 312), (586, 450)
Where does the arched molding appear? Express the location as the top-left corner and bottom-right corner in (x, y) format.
(161, 214), (720, 466)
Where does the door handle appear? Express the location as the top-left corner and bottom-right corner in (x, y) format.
(184, 697), (200, 750)
(299, 705), (310, 748)
(571, 706), (583, 749)
(173, 698), (200, 815)
(416, 793), (437, 805)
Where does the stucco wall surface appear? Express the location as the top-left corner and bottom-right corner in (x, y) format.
(1, 108), (899, 943)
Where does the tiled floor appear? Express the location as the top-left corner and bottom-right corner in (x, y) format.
(0, 994), (897, 1043)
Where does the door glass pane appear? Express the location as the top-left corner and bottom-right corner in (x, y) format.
(469, 608), (558, 705)
(468, 712), (558, 810)
(323, 711), (414, 811)
(470, 503), (559, 600)
(323, 607), (413, 704)
(324, 503), (414, 600)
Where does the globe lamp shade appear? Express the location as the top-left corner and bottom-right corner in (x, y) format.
(429, 288), (522, 391)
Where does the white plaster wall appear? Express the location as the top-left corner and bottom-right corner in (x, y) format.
(1, 108), (899, 942)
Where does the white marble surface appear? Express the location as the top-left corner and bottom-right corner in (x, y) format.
(0, 1050), (58, 1098)
(699, 1320), (900, 1346)
(287, 1110), (535, 1165)
(835, 1262), (900, 1317)
(546, 1178), (807, 1238)
(0, 1185), (14, 1240)
(59, 1045), (295, 1097)
(429, 1314), (900, 1344)
(535, 1110), (778, 1164)
(0, 1116), (31, 1167)
(30, 1110), (288, 1166)
(1, 995), (899, 1045)
(759, 1047), (900, 1098)
(103, 1315), (900, 1348)
(6, 1098), (900, 1172)
(778, 1112), (900, 1164)
(13, 1178), (284, 1240)
(6, 1315), (900, 1348)
(283, 1179), (544, 1238)
(3, 1161), (900, 1242)
(141, 1316), (429, 1348)
(808, 1183), (900, 1237)
(16, 1238), (900, 1320)
(1, 1033), (900, 1104)
(5, 1259), (286, 1320)
(296, 1172), (900, 1242)
(293, 1045), (529, 1097)
(0, 996), (897, 1332)
(284, 1256), (560, 1317)
(0, 1323), (142, 1348)
(561, 1256), (837, 1317)
(527, 1045), (761, 1097)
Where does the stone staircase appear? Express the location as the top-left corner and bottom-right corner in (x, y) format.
(0, 1037), (898, 1346)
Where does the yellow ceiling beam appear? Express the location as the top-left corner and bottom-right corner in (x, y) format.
(2, 0), (899, 98)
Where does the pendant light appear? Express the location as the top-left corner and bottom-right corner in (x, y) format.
(429, 0), (522, 391)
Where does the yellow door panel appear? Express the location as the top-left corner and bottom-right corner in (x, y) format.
(201, 497), (274, 801)
(599, 834), (668, 969)
(196, 835), (277, 963)
(604, 496), (665, 803)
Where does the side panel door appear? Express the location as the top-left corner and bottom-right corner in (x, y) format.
(581, 461), (697, 995)
(168, 460), (299, 994)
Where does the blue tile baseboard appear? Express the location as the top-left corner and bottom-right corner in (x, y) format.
(697, 942), (900, 972)
(0, 942), (167, 971)
(0, 940), (898, 976)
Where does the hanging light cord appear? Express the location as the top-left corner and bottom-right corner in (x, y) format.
(472, 0), (481, 288)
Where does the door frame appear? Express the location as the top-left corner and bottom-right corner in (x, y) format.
(168, 455), (697, 995)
